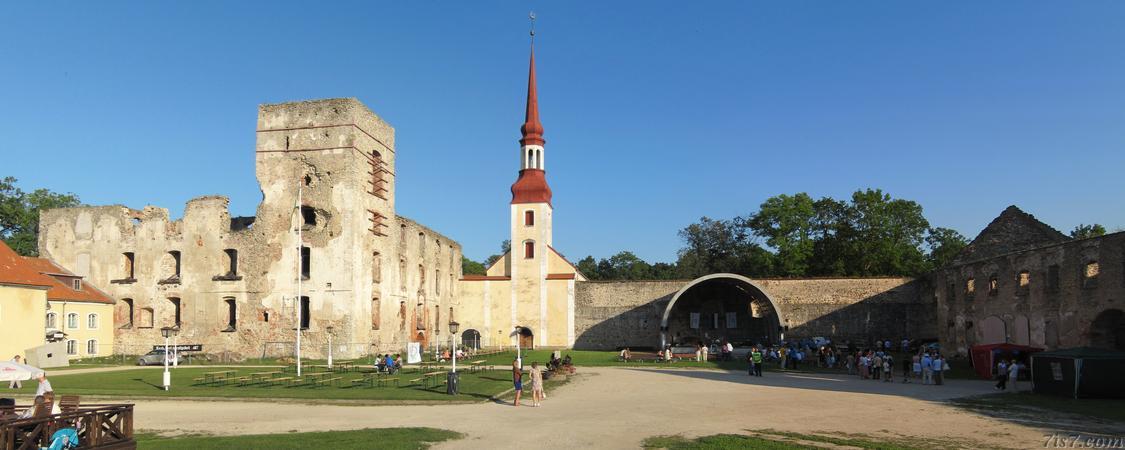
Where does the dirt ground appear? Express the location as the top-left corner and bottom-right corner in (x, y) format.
(129, 367), (1091, 449)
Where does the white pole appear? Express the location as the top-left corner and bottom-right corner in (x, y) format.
(327, 333), (333, 369)
(163, 335), (170, 391)
(296, 180), (303, 377)
(516, 330), (522, 369)
(172, 334), (178, 368)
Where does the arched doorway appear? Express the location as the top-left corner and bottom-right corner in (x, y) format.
(462, 329), (481, 350)
(1089, 309), (1125, 351)
(979, 316), (1006, 344)
(514, 326), (534, 350)
(659, 274), (784, 349)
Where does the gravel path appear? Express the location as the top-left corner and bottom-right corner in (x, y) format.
(131, 367), (1055, 449)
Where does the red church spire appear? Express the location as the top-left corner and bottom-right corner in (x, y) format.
(519, 47), (545, 147)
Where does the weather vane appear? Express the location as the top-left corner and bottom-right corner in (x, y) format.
(529, 11), (536, 40)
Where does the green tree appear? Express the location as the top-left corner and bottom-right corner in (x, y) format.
(576, 256), (600, 280)
(483, 239), (511, 268)
(675, 217), (773, 278)
(925, 227), (968, 269)
(1070, 223), (1106, 240)
(744, 193), (816, 276)
(0, 176), (81, 256)
(847, 189), (929, 276)
(461, 256), (487, 276)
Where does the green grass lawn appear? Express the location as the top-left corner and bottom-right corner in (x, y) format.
(135, 427), (461, 449)
(10, 366), (514, 402)
(643, 430), (939, 450)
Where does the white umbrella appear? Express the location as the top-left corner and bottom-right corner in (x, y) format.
(0, 361), (44, 382)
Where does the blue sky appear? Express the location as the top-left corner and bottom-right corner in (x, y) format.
(2, 2), (1123, 263)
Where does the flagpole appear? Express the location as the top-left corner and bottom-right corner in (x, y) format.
(296, 179), (303, 377)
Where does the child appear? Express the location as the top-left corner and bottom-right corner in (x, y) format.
(883, 356), (893, 382)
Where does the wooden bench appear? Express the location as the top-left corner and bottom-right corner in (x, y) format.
(270, 377), (293, 386)
(313, 377), (341, 388)
(59, 395), (80, 414)
(407, 377), (424, 387)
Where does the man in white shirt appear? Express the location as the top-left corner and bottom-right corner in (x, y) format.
(1007, 359), (1020, 392)
(35, 372), (52, 396)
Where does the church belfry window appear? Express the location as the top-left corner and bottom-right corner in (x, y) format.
(524, 240), (535, 259)
(525, 210), (534, 226)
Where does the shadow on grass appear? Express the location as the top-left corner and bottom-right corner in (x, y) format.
(132, 377), (166, 391)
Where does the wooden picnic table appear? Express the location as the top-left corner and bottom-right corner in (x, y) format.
(202, 370), (237, 385)
(468, 360), (486, 373)
(249, 371), (281, 383)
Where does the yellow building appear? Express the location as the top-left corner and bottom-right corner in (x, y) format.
(23, 257), (116, 359)
(0, 241), (52, 360)
(0, 240), (115, 361)
(457, 46), (586, 349)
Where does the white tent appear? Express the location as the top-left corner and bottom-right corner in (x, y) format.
(0, 361), (44, 382)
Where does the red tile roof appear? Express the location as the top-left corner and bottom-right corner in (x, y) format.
(0, 240), (54, 289)
(19, 257), (114, 304)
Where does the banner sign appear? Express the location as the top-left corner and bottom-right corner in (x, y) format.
(406, 342), (422, 364)
(152, 344), (203, 353)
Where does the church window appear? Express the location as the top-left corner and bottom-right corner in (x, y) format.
(524, 241), (535, 259)
(525, 210), (534, 226)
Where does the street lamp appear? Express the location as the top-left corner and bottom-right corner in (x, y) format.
(326, 325), (335, 369)
(160, 326), (176, 391)
(447, 321), (460, 395)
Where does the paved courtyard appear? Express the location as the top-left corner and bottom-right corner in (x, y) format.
(125, 366), (1092, 449)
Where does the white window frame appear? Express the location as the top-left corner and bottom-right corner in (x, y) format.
(46, 312), (58, 328)
(66, 340), (78, 355)
(87, 313), (99, 329)
(86, 339), (98, 355)
(67, 312), (80, 329)
(72, 279), (82, 290)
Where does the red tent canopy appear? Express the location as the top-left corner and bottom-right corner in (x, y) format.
(970, 343), (1044, 379)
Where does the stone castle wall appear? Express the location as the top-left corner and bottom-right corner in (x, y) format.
(573, 277), (935, 350)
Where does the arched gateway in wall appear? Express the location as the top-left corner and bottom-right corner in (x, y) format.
(659, 273), (785, 350)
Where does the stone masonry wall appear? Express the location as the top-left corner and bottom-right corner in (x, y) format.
(573, 277), (935, 350)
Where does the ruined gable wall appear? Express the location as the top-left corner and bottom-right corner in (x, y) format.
(933, 231), (1125, 355)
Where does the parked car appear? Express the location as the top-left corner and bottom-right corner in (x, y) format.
(137, 348), (184, 366)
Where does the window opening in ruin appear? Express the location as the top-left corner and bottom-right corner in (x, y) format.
(303, 174), (312, 186)
(46, 312), (57, 329)
(524, 240), (535, 259)
(67, 313), (79, 329)
(371, 298), (380, 330)
(418, 265), (426, 294)
(223, 298), (237, 331)
(124, 252), (135, 279)
(399, 258), (407, 292)
(436, 269), (441, 295)
(299, 296), (311, 330)
(170, 251), (181, 277)
(525, 210), (534, 226)
(370, 150), (388, 200)
(435, 305), (441, 334)
(86, 339), (98, 355)
(225, 249), (238, 276)
(300, 246), (311, 280)
(1085, 261), (1100, 288)
(415, 302), (425, 330)
(139, 308), (154, 328)
(966, 278), (975, 295)
(448, 306), (454, 323)
(1048, 264), (1060, 292)
(120, 299), (134, 328)
(1018, 270), (1030, 289)
(372, 251), (382, 283)
(418, 232), (425, 255)
(87, 313), (98, 329)
(301, 206), (316, 228)
(169, 298), (182, 327)
(987, 275), (998, 296)
(72, 279), (81, 290)
(263, 311), (270, 322)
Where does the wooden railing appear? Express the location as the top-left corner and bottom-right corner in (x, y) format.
(1, 404), (135, 450)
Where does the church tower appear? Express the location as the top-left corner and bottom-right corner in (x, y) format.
(510, 46), (553, 260)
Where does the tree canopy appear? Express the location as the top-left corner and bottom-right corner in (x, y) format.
(1070, 223), (1106, 240)
(0, 176), (81, 256)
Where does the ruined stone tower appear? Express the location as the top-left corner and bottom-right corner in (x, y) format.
(39, 98), (461, 359)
